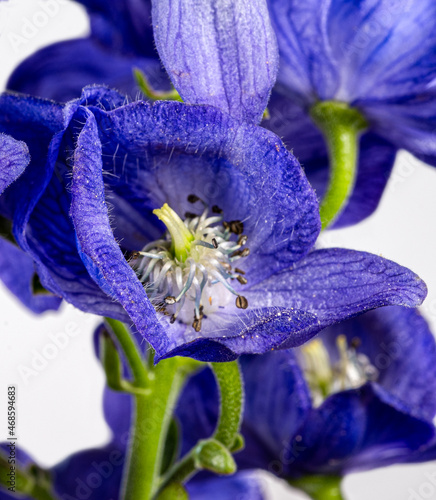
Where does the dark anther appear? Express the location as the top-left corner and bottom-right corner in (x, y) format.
(229, 220), (244, 235)
(351, 337), (361, 349)
(235, 267), (245, 275)
(222, 221), (230, 230)
(192, 317), (202, 332)
(237, 275), (248, 285)
(185, 212), (198, 219)
(212, 205), (223, 214)
(187, 194), (200, 203)
(212, 238), (218, 248)
(236, 295), (248, 309)
(164, 296), (176, 305)
(129, 251), (141, 260)
(170, 315), (176, 324)
(237, 235), (248, 246)
(231, 248), (250, 258)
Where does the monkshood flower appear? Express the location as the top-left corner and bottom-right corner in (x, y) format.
(265, 0), (436, 227)
(7, 0), (171, 102)
(0, 86), (427, 361)
(177, 307), (436, 496)
(0, 134), (61, 313)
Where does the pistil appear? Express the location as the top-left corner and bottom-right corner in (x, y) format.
(130, 197), (250, 332)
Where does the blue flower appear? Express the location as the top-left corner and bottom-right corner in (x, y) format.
(0, 83), (428, 361)
(7, 0), (170, 102)
(177, 306), (436, 478)
(264, 0), (436, 226)
(0, 86), (427, 361)
(0, 134), (61, 313)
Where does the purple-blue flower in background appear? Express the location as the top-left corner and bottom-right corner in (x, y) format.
(0, 134), (61, 313)
(7, 0), (171, 102)
(264, 0), (436, 227)
(0, 86), (427, 362)
(177, 307), (436, 479)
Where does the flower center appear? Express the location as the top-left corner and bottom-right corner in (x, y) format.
(298, 335), (378, 407)
(130, 196), (249, 332)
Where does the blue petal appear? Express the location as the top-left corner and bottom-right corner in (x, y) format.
(360, 92), (436, 167)
(321, 307), (436, 422)
(7, 38), (169, 102)
(268, 0), (338, 105)
(52, 445), (124, 498)
(290, 383), (435, 475)
(238, 351), (311, 474)
(246, 248), (427, 348)
(264, 91), (397, 227)
(0, 238), (61, 313)
(70, 110), (169, 354)
(74, 0), (156, 57)
(152, 0), (279, 123)
(176, 367), (218, 456)
(0, 92), (129, 319)
(186, 472), (266, 500)
(0, 133), (29, 194)
(327, 0), (436, 103)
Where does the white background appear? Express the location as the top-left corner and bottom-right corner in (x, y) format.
(1, 1), (436, 499)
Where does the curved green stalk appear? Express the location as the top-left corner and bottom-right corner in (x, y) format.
(210, 361), (244, 448)
(155, 361), (244, 496)
(310, 101), (367, 230)
(289, 475), (344, 500)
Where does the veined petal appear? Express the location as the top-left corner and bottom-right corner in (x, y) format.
(327, 0), (436, 103)
(268, 0), (338, 105)
(0, 133), (29, 194)
(246, 248), (427, 349)
(152, 0), (279, 123)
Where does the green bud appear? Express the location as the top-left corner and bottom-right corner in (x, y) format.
(194, 439), (236, 475)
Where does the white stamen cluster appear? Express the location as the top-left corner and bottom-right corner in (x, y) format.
(299, 335), (378, 407)
(130, 197), (249, 332)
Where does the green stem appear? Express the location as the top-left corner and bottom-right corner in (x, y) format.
(210, 361), (244, 449)
(289, 475), (344, 500)
(122, 358), (187, 500)
(104, 317), (148, 386)
(133, 68), (182, 102)
(156, 361), (244, 494)
(310, 101), (367, 230)
(104, 319), (199, 500)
